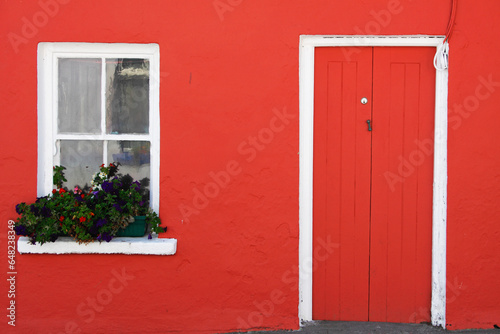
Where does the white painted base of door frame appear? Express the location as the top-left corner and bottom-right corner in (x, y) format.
(298, 35), (448, 328)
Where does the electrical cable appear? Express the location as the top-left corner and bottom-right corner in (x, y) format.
(434, 0), (457, 70)
(434, 42), (449, 70)
(445, 0), (457, 43)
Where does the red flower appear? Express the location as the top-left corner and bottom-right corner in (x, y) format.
(52, 189), (57, 194)
(59, 216), (64, 222)
(81, 194), (85, 199)
(79, 217), (86, 223)
(59, 188), (66, 194)
(100, 164), (105, 167)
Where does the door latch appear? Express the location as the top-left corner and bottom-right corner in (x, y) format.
(366, 120), (372, 131)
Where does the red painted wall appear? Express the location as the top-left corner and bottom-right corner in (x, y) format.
(445, 0), (500, 330)
(0, 0), (499, 332)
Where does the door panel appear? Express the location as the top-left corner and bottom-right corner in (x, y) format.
(313, 47), (435, 323)
(370, 47), (435, 322)
(313, 47), (372, 321)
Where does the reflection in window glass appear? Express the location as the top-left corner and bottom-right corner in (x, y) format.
(60, 140), (103, 189)
(58, 58), (101, 134)
(107, 141), (150, 188)
(106, 59), (149, 134)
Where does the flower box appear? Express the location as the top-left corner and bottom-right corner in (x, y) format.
(14, 163), (166, 245)
(116, 216), (147, 237)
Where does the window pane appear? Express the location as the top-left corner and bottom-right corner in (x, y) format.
(60, 140), (103, 189)
(108, 141), (150, 189)
(58, 58), (101, 133)
(106, 59), (149, 134)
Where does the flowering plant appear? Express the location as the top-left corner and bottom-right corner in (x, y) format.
(14, 163), (166, 245)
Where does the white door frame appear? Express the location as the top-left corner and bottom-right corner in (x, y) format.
(298, 35), (448, 328)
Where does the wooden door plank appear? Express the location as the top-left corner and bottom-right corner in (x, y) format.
(313, 47), (372, 321)
(400, 63), (420, 320)
(370, 47), (435, 323)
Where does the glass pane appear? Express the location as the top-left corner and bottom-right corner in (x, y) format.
(108, 141), (150, 190)
(60, 140), (103, 189)
(106, 58), (149, 134)
(58, 58), (101, 133)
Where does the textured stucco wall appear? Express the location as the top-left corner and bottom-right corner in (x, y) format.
(0, 0), (499, 332)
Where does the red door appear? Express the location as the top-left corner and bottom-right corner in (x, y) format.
(313, 47), (435, 323)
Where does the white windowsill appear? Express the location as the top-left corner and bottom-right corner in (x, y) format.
(17, 235), (177, 255)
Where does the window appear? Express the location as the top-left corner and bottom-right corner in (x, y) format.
(37, 43), (160, 211)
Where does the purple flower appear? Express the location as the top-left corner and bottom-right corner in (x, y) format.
(15, 203), (24, 214)
(92, 191), (100, 200)
(148, 233), (152, 240)
(90, 218), (108, 235)
(113, 204), (123, 212)
(97, 232), (113, 242)
(14, 225), (28, 236)
(30, 204), (40, 215)
(102, 181), (114, 193)
(40, 206), (51, 218)
(95, 218), (107, 227)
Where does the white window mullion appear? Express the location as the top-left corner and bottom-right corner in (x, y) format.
(101, 57), (107, 165)
(150, 50), (160, 212)
(56, 133), (149, 141)
(53, 56), (61, 170)
(103, 140), (108, 166)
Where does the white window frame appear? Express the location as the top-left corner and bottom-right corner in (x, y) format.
(37, 42), (160, 212)
(298, 35), (448, 328)
(26, 42), (176, 255)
